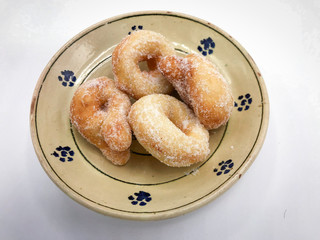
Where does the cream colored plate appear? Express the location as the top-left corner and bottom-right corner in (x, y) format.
(30, 11), (269, 220)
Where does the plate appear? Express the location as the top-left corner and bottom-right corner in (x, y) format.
(30, 11), (269, 220)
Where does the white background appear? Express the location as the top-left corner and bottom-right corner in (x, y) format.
(1, 0), (320, 239)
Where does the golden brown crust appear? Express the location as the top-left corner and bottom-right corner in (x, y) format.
(112, 30), (176, 99)
(158, 54), (234, 129)
(128, 94), (210, 167)
(70, 77), (132, 165)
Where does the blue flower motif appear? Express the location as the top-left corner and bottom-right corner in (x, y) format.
(128, 25), (143, 35)
(128, 191), (152, 206)
(58, 70), (76, 87)
(198, 37), (215, 56)
(51, 146), (74, 162)
(234, 93), (253, 111)
(214, 159), (234, 176)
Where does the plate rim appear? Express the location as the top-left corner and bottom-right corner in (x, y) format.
(30, 10), (270, 220)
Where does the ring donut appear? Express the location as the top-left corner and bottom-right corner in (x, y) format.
(112, 30), (176, 99)
(158, 54), (234, 129)
(128, 94), (210, 167)
(70, 77), (132, 165)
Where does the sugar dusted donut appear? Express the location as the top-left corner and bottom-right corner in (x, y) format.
(158, 54), (234, 130)
(70, 77), (132, 165)
(112, 30), (176, 99)
(128, 94), (210, 167)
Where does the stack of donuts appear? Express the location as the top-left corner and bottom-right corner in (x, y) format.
(70, 30), (233, 167)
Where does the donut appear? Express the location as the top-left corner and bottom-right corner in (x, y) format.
(70, 77), (132, 165)
(112, 30), (176, 99)
(128, 94), (210, 167)
(158, 54), (234, 130)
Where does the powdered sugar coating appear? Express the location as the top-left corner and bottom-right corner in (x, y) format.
(158, 54), (234, 129)
(128, 94), (210, 167)
(112, 30), (176, 99)
(70, 77), (132, 165)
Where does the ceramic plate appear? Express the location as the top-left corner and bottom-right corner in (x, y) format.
(30, 11), (269, 220)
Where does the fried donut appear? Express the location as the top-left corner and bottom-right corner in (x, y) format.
(128, 94), (210, 167)
(70, 77), (132, 165)
(158, 54), (234, 129)
(112, 30), (176, 99)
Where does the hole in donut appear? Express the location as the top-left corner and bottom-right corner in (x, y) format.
(100, 102), (109, 112)
(138, 61), (150, 72)
(167, 111), (189, 135)
(138, 57), (157, 73)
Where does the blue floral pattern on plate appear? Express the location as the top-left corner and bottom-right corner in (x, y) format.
(58, 70), (76, 87)
(234, 93), (253, 111)
(214, 159), (234, 176)
(128, 25), (143, 35)
(128, 191), (152, 206)
(52, 146), (74, 162)
(198, 37), (215, 56)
